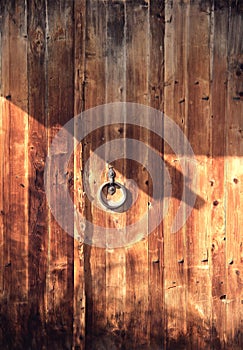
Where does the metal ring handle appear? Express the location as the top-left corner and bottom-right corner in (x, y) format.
(98, 182), (127, 210)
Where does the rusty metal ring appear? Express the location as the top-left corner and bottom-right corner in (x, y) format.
(98, 182), (127, 210)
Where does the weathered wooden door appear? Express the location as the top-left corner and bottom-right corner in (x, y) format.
(0, 1), (243, 349)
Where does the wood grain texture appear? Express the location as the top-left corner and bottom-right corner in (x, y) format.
(148, 1), (164, 348)
(83, 1), (107, 348)
(210, 3), (228, 348)
(186, 2), (212, 349)
(73, 0), (86, 348)
(104, 2), (127, 349)
(124, 1), (150, 348)
(46, 1), (74, 348)
(27, 0), (48, 347)
(225, 4), (243, 349)
(164, 2), (189, 348)
(0, 2), (29, 348)
(0, 1), (242, 349)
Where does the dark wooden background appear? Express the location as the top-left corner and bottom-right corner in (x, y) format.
(0, 0), (242, 349)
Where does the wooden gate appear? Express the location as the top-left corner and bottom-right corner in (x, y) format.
(0, 1), (242, 349)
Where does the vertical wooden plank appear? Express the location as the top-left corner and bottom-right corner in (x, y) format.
(27, 0), (48, 347)
(0, 3), (4, 304)
(5, 0), (29, 304)
(46, 1), (74, 348)
(210, 3), (228, 348)
(105, 1), (127, 348)
(0, 116), (2, 309)
(186, 1), (212, 349)
(83, 0), (107, 347)
(0, 7), (11, 348)
(0, 2), (29, 348)
(225, 4), (243, 349)
(148, 0), (165, 348)
(73, 0), (86, 348)
(163, 1), (189, 348)
(124, 0), (150, 347)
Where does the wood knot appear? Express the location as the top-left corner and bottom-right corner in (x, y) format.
(30, 26), (45, 56)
